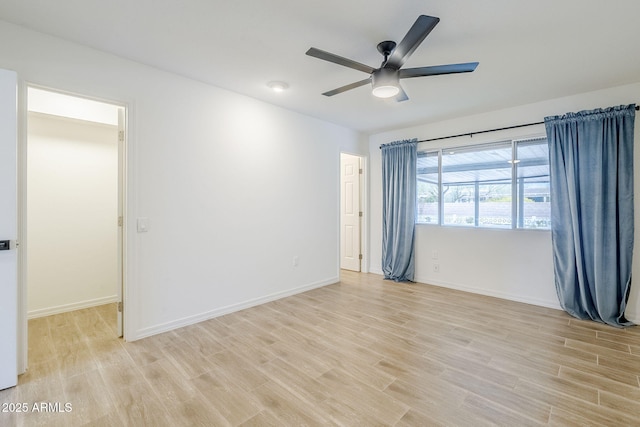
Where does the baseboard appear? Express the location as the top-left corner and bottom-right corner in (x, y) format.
(418, 275), (640, 325)
(132, 276), (339, 341)
(369, 267), (383, 276)
(412, 275), (563, 311)
(369, 269), (562, 310)
(28, 295), (119, 319)
(130, 273), (636, 341)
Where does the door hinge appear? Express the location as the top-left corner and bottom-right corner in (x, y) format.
(118, 216), (123, 227)
(359, 254), (363, 260)
(118, 301), (123, 312)
(359, 211), (363, 217)
(118, 130), (125, 142)
(359, 168), (363, 174)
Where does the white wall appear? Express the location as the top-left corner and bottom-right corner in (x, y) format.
(0, 20), (365, 340)
(369, 82), (640, 322)
(27, 112), (118, 317)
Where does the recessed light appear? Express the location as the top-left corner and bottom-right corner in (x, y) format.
(267, 81), (289, 92)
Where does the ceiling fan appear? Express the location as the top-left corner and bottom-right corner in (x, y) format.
(306, 15), (478, 102)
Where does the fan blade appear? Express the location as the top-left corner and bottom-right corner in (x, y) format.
(322, 78), (371, 97)
(399, 62), (479, 78)
(394, 84), (409, 102)
(306, 48), (376, 74)
(385, 15), (439, 69)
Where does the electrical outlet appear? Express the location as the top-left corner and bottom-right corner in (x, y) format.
(432, 250), (439, 260)
(433, 263), (440, 273)
(293, 256), (299, 267)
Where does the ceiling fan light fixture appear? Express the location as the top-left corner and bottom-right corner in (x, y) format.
(372, 84), (399, 98)
(371, 68), (400, 98)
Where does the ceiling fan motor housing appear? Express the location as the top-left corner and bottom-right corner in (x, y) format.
(371, 67), (400, 98)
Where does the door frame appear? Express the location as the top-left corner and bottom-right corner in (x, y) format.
(0, 69), (18, 389)
(339, 151), (368, 274)
(17, 82), (129, 373)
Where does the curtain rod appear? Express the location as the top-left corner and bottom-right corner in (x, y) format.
(417, 105), (640, 144)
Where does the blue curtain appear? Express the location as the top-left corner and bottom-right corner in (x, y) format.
(545, 104), (636, 327)
(381, 139), (417, 282)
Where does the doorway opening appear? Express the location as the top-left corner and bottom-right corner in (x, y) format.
(24, 87), (126, 346)
(340, 153), (365, 272)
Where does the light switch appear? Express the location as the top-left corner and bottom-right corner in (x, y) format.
(137, 217), (149, 233)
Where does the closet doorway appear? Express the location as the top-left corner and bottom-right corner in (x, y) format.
(25, 87), (125, 337)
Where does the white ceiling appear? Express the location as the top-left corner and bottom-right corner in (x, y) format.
(1, 0), (639, 134)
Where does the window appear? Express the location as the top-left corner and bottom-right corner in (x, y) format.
(416, 137), (550, 229)
(417, 151), (439, 224)
(442, 142), (513, 228)
(515, 137), (550, 229)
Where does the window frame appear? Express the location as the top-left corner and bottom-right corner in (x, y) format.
(416, 135), (550, 230)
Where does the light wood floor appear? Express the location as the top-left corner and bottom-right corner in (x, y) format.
(2, 271), (640, 426)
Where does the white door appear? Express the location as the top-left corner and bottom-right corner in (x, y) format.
(340, 153), (361, 271)
(0, 69), (18, 390)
